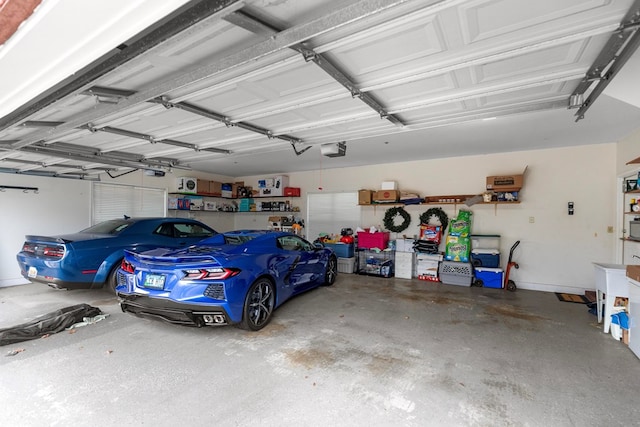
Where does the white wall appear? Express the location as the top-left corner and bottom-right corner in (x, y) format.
(0, 169), (235, 287)
(0, 175), (92, 286)
(239, 143), (618, 294)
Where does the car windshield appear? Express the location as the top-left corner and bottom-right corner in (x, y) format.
(80, 219), (132, 235)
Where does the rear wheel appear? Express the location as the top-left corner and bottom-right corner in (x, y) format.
(104, 262), (121, 294)
(506, 280), (517, 292)
(239, 278), (275, 331)
(324, 256), (337, 285)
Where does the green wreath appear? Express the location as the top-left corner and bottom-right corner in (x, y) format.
(383, 206), (411, 233)
(419, 207), (449, 231)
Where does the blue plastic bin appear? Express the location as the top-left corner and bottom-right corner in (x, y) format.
(324, 243), (355, 258)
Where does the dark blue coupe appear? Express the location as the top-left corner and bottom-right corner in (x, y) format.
(116, 230), (338, 331)
(16, 217), (217, 291)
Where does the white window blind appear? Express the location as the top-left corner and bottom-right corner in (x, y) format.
(92, 182), (166, 224)
(307, 192), (361, 241)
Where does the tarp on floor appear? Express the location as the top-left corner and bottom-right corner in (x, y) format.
(0, 303), (102, 346)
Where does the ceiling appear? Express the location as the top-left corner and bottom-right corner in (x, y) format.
(1, 0), (640, 180)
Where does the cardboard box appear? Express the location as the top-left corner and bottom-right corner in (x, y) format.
(204, 201), (218, 211)
(209, 180), (222, 196)
(373, 190), (399, 202)
(168, 197), (178, 210)
(258, 178), (274, 188)
(496, 191), (519, 202)
(358, 189), (374, 205)
(626, 264), (640, 282)
(486, 167), (527, 191)
(197, 179), (210, 195)
(284, 187), (301, 197)
(176, 177), (198, 194)
(221, 183), (233, 198)
(260, 188), (274, 197)
(381, 181), (397, 190)
(189, 196), (204, 210)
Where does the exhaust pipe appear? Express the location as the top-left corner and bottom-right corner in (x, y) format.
(201, 314), (226, 325)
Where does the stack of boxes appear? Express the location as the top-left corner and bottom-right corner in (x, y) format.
(356, 230), (394, 277)
(471, 235), (503, 288)
(324, 242), (356, 274)
(394, 238), (415, 279)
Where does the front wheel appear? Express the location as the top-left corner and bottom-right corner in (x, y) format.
(324, 256), (337, 285)
(506, 280), (517, 292)
(239, 278), (275, 331)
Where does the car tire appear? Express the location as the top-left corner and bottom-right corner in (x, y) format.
(324, 256), (337, 286)
(104, 263), (121, 294)
(238, 278), (275, 331)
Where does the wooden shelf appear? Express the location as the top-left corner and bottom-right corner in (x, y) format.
(626, 156), (640, 165)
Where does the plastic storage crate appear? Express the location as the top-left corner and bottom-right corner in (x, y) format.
(438, 261), (473, 286)
(324, 243), (355, 258)
(357, 231), (390, 250)
(474, 267), (503, 288)
(357, 249), (394, 277)
(337, 257), (356, 274)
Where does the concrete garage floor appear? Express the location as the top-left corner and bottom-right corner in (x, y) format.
(1, 276), (639, 427)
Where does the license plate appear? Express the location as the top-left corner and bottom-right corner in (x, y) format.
(28, 266), (37, 278)
(143, 274), (166, 289)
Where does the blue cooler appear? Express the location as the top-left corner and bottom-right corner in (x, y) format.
(470, 249), (500, 268)
(474, 267), (503, 288)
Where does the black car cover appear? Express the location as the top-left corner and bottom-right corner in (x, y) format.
(0, 303), (102, 346)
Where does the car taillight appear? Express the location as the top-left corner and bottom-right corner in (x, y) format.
(43, 246), (65, 258)
(22, 242), (36, 254)
(183, 267), (240, 280)
(120, 259), (135, 274)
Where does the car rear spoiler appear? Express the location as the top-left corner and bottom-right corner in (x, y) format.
(125, 248), (224, 265)
(25, 235), (69, 244)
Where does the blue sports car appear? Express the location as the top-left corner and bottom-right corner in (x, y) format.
(116, 230), (338, 330)
(16, 217), (217, 291)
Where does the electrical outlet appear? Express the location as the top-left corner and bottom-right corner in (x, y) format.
(607, 226), (614, 233)
(529, 216), (535, 223)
